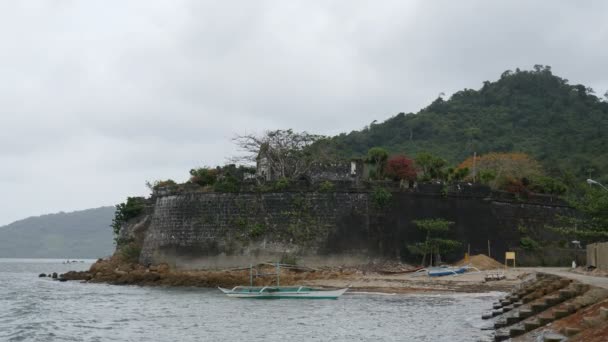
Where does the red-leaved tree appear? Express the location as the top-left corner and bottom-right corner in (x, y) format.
(385, 155), (417, 181)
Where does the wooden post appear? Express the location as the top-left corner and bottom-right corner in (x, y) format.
(249, 264), (253, 287)
(487, 240), (491, 258)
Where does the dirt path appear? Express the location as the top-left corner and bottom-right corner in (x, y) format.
(523, 267), (608, 289)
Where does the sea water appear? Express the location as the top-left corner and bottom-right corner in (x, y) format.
(0, 259), (501, 342)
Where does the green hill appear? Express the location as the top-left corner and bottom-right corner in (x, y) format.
(327, 65), (608, 180)
(0, 207), (115, 259)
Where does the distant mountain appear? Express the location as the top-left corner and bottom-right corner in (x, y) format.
(0, 207), (115, 259)
(327, 65), (608, 180)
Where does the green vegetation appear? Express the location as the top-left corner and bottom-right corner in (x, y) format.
(551, 184), (608, 243)
(189, 168), (218, 187)
(372, 187), (392, 209)
(111, 197), (146, 242)
(318, 180), (335, 192)
(407, 218), (460, 266)
(248, 223), (266, 238)
(0, 207), (115, 258)
(520, 236), (541, 251)
(322, 65), (608, 182)
(367, 147), (389, 179)
(145, 179), (177, 192)
(119, 242), (141, 263)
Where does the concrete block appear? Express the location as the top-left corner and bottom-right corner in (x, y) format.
(538, 315), (553, 325)
(518, 309), (533, 319)
(553, 309), (569, 319)
(506, 315), (520, 325)
(509, 325), (525, 337)
(524, 320), (540, 331)
(563, 327), (581, 336)
(531, 302), (547, 313)
(542, 332), (566, 341)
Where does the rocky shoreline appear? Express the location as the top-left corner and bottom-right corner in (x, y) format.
(58, 255), (526, 293)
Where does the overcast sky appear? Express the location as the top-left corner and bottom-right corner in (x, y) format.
(1, 1), (607, 225)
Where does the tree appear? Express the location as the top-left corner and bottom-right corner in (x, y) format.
(189, 168), (218, 186)
(385, 155), (417, 182)
(233, 129), (325, 180)
(415, 152), (447, 181)
(367, 147), (389, 179)
(407, 218), (460, 266)
(458, 152), (543, 189)
(550, 183), (608, 243)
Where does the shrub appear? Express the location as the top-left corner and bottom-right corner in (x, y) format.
(189, 168), (218, 186)
(520, 236), (540, 251)
(372, 187), (392, 209)
(213, 176), (240, 193)
(119, 243), (141, 263)
(146, 179), (177, 191)
(385, 155), (417, 182)
(249, 224), (266, 238)
(272, 178), (291, 191)
(111, 197), (146, 238)
(318, 181), (335, 192)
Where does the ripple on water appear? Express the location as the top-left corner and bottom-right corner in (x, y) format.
(1, 259), (502, 342)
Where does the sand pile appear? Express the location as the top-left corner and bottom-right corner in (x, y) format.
(456, 254), (504, 270)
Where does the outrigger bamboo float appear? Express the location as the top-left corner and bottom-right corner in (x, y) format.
(218, 263), (348, 299)
(218, 286), (348, 299)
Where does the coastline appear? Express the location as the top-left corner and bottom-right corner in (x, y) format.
(60, 256), (528, 294)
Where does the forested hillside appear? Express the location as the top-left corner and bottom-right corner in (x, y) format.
(327, 65), (608, 180)
(0, 207), (115, 258)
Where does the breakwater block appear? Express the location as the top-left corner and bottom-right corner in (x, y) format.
(524, 319), (540, 331)
(542, 333), (566, 341)
(563, 327), (581, 336)
(494, 319), (507, 329)
(531, 303), (547, 313)
(506, 315), (519, 325)
(553, 309), (569, 319)
(482, 313), (493, 320)
(509, 325), (525, 337)
(538, 315), (553, 325)
(494, 331), (510, 341)
(518, 309), (533, 319)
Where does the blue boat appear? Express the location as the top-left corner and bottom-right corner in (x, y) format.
(427, 266), (468, 277)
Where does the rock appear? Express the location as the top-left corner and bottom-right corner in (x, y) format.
(52, 272), (58, 279)
(58, 278), (68, 282)
(600, 306), (608, 320)
(38, 273), (46, 277)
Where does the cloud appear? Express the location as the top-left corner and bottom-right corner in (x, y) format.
(1, 0), (607, 225)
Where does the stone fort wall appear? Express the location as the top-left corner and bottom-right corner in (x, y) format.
(128, 184), (572, 269)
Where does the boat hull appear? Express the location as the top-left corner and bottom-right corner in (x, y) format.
(218, 287), (348, 299)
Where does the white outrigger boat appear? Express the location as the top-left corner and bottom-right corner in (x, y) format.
(218, 286), (348, 299)
(218, 263), (348, 299)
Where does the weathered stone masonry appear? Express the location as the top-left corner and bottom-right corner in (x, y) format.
(130, 185), (573, 269)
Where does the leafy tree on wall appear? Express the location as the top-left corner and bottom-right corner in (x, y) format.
(458, 152), (543, 189)
(385, 155), (417, 182)
(407, 218), (460, 266)
(366, 147), (389, 180)
(233, 129), (326, 180)
(415, 152), (447, 181)
(550, 183), (608, 243)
